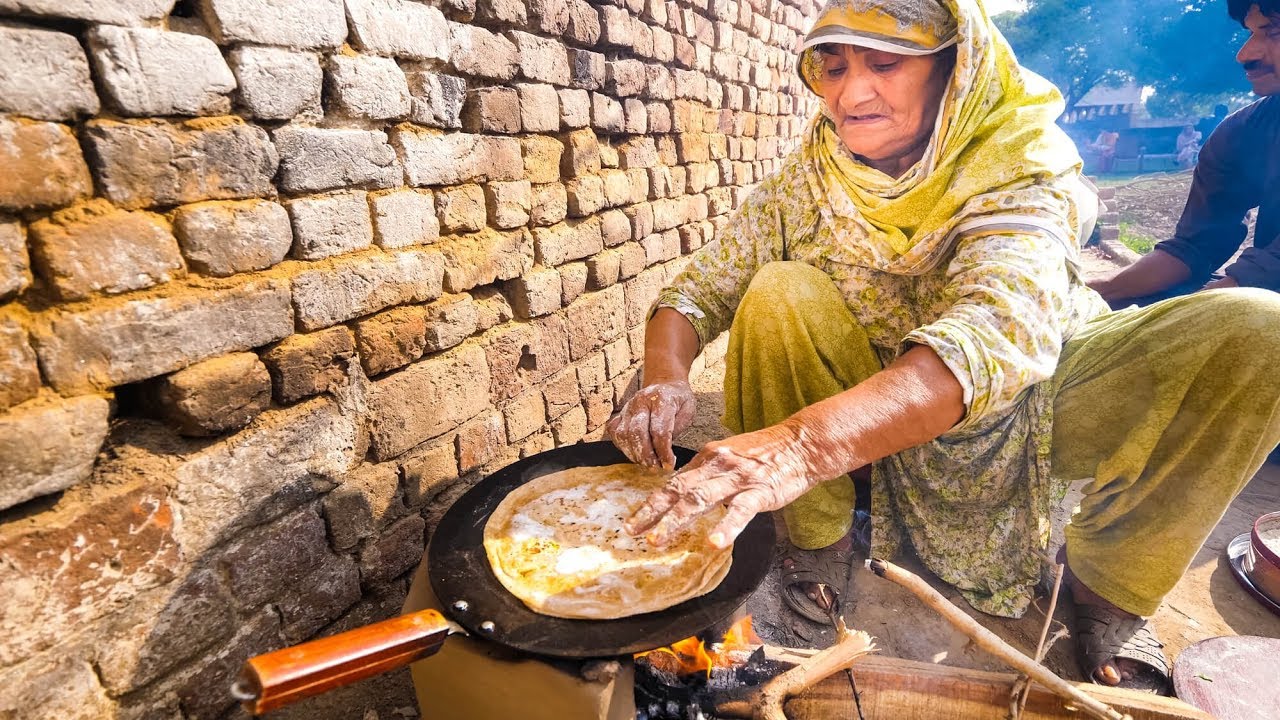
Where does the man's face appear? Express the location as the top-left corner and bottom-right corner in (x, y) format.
(1238, 5), (1280, 96)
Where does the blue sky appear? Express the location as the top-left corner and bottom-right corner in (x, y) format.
(986, 0), (1025, 14)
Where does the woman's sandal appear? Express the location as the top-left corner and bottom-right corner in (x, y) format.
(1074, 603), (1173, 695)
(780, 544), (854, 625)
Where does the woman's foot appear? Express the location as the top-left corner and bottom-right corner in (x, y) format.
(780, 533), (855, 625)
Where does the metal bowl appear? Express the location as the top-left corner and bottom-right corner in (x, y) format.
(1246, 511), (1280, 605)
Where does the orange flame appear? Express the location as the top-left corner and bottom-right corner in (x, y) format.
(635, 616), (761, 677)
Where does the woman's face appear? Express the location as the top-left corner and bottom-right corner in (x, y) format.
(813, 44), (954, 177)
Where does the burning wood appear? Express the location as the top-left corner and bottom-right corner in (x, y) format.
(635, 616), (762, 678)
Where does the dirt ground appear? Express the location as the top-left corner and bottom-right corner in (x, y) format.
(675, 205), (1280, 698)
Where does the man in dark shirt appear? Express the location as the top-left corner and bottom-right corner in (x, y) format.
(1090, 0), (1280, 306)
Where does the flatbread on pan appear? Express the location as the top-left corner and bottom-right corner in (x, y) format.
(483, 463), (733, 620)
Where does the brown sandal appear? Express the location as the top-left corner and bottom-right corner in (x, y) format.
(780, 545), (853, 625)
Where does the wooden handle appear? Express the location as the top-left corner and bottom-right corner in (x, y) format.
(234, 608), (453, 715)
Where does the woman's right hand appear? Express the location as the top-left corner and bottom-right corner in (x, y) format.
(606, 379), (697, 470)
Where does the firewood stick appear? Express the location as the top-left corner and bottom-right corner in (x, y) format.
(866, 558), (1131, 720)
(753, 626), (877, 720)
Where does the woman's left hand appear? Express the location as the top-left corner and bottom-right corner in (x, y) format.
(625, 423), (820, 549)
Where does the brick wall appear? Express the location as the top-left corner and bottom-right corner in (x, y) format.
(0, 0), (820, 717)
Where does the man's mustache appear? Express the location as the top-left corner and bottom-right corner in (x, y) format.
(1243, 59), (1275, 74)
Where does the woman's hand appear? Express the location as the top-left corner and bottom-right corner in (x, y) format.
(606, 380), (697, 470)
(625, 424), (818, 549)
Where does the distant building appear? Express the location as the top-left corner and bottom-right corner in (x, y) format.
(1062, 82), (1197, 173)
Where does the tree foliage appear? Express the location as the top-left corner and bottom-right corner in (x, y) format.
(994, 0), (1251, 115)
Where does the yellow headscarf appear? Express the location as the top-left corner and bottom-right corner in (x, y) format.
(798, 0), (1091, 274)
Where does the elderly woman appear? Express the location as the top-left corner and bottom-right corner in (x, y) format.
(607, 0), (1280, 695)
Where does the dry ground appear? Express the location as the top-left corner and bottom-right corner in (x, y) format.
(675, 189), (1280, 691)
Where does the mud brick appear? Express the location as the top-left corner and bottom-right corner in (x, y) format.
(0, 318), (39, 411)
(617, 241), (647, 279)
(542, 367), (579, 419)
(462, 86), (521, 134)
(354, 305), (429, 376)
(274, 127), (400, 194)
(0, 119), (92, 211)
(406, 70), (467, 129)
(530, 182), (568, 226)
(599, 5), (632, 47)
(456, 409), (505, 472)
(551, 404), (587, 445)
(141, 352), (271, 437)
(370, 189), (440, 249)
(569, 48), (606, 90)
(521, 136), (563, 184)
(448, 22), (518, 81)
(484, 314), (569, 403)
(507, 265), (561, 318)
(367, 343), (491, 460)
(517, 83), (560, 133)
(0, 220), (28, 301)
(647, 101), (672, 132)
(624, 202), (654, 241)
(511, 30), (571, 85)
(565, 285), (625, 360)
(624, 265), (667, 327)
(485, 181), (532, 229)
(261, 326), (356, 404)
(393, 128), (523, 186)
(606, 59), (646, 97)
(202, 0), (346, 49)
(324, 463), (402, 551)
(477, 0), (526, 24)
(229, 46), (322, 121)
(576, 351), (607, 392)
(532, 218), (602, 266)
(527, 0), (570, 35)
(601, 169), (631, 208)
(586, 249), (622, 290)
(399, 439), (459, 507)
(560, 261), (588, 305)
(503, 388), (545, 442)
(565, 176), (605, 217)
(561, 128), (602, 176)
(558, 88), (591, 128)
(327, 54), (412, 121)
(0, 394), (112, 513)
(583, 386), (614, 431)
(292, 250), (444, 331)
(423, 293), (479, 352)
(565, 0), (601, 45)
(438, 227), (533, 293)
(436, 184), (487, 234)
(285, 191), (374, 261)
(652, 26), (674, 63)
(590, 92), (625, 133)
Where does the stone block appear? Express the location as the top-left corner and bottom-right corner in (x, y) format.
(551, 404), (587, 445)
(507, 265), (561, 318)
(560, 260), (587, 304)
(368, 343), (491, 460)
(360, 514), (426, 586)
(461, 86), (521, 134)
(285, 191), (374, 261)
(33, 279), (291, 395)
(561, 128), (602, 176)
(261, 326), (356, 403)
(229, 46), (322, 120)
(0, 318), (39, 411)
(399, 439), (459, 507)
(565, 285), (625, 360)
(599, 4), (632, 47)
(371, 189), (439, 248)
(606, 59), (646, 97)
(328, 54), (412, 121)
(518, 83), (560, 133)
(346, 0), (450, 61)
(565, 176), (604, 216)
(448, 22), (518, 81)
(201, 0), (347, 49)
(30, 200), (184, 301)
(0, 394), (109, 510)
(590, 92), (625, 133)
(598, 208), (631, 247)
(393, 128), (523, 187)
(88, 26), (234, 117)
(0, 219), (29, 300)
(617, 240), (647, 279)
(0, 119), (92, 211)
(603, 336), (629, 377)
(569, 48), (605, 90)
(625, 202), (654, 241)
(423, 293), (478, 352)
(511, 30), (570, 86)
(437, 228), (533, 293)
(274, 127), (401, 194)
(436, 184), (487, 234)
(476, 0), (527, 25)
(355, 305), (428, 376)
(504, 388), (544, 442)
(541, 366), (579, 419)
(485, 180), (532, 229)
(485, 314), (569, 402)
(324, 463), (403, 551)
(647, 101), (672, 132)
(0, 0), (174, 25)
(406, 70), (467, 129)
(601, 169), (631, 208)
(558, 88), (591, 128)
(471, 287), (514, 332)
(586, 248), (622, 290)
(142, 352), (272, 436)
(172, 199), (291, 277)
(533, 217), (601, 267)
(83, 119), (277, 210)
(584, 385), (613, 430)
(521, 136), (563, 184)
(0, 24), (98, 121)
(527, 0), (570, 35)
(292, 249), (445, 331)
(456, 408), (504, 472)
(565, 0), (601, 45)
(530, 182), (568, 227)
(623, 98), (648, 133)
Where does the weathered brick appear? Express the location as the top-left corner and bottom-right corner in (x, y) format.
(517, 83), (560, 133)
(292, 250), (444, 331)
(355, 305), (428, 376)
(219, 508), (330, 606)
(0, 394), (110, 510)
(0, 0), (174, 25)
(274, 127), (400, 194)
(617, 240), (647, 279)
(507, 265), (561, 318)
(406, 70), (467, 129)
(142, 352), (271, 436)
(399, 439), (459, 507)
(624, 265), (669, 328)
(393, 128), (523, 186)
(552, 404), (587, 444)
(83, 119), (277, 210)
(530, 182), (568, 227)
(584, 385), (614, 430)
(461, 86), (521, 134)
(558, 88), (591, 128)
(368, 343), (491, 460)
(527, 0), (570, 35)
(569, 48), (605, 90)
(565, 285), (625, 360)
(503, 388), (545, 442)
(0, 318), (39, 412)
(485, 314), (569, 403)
(590, 92), (625, 133)
(511, 30), (571, 86)
(625, 202), (654, 241)
(324, 463), (403, 551)
(647, 101), (672, 132)
(595, 209), (628, 248)
(27, 201), (181, 302)
(599, 141), (620, 168)
(456, 408), (504, 472)
(485, 180), (532, 229)
(202, 0), (346, 49)
(437, 228), (533, 293)
(652, 26), (674, 62)
(449, 22), (518, 81)
(560, 260), (588, 304)
(328, 54), (411, 121)
(603, 336), (630, 378)
(476, 0), (527, 25)
(436, 184), (488, 234)
(0, 25), (99, 121)
(285, 191), (374, 261)
(360, 514), (426, 586)
(0, 119), (92, 212)
(521, 136), (563, 185)
(423, 293), (478, 352)
(533, 217), (602, 266)
(623, 98), (648, 133)
(229, 46), (322, 120)
(601, 169), (632, 208)
(586, 248), (622, 290)
(261, 326), (356, 403)
(171, 200), (290, 278)
(599, 5), (632, 47)
(370, 189), (439, 249)
(561, 128), (602, 177)
(566, 176), (604, 216)
(643, 229), (679, 265)
(606, 59), (646, 97)
(89, 26), (234, 117)
(565, 0), (602, 45)
(0, 220), (29, 300)
(542, 366), (579, 419)
(346, 0), (450, 61)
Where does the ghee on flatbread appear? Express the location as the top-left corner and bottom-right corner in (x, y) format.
(483, 463), (733, 619)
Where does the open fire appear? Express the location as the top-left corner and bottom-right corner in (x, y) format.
(634, 616), (762, 677)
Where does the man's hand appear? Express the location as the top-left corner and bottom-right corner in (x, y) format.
(606, 380), (697, 470)
(1201, 276), (1239, 291)
(625, 424), (817, 549)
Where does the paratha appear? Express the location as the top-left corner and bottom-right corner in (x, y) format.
(483, 463), (733, 620)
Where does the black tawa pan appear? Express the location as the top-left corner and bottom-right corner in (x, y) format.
(427, 441), (775, 658)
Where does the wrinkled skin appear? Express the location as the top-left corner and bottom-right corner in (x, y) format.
(605, 380), (697, 470)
